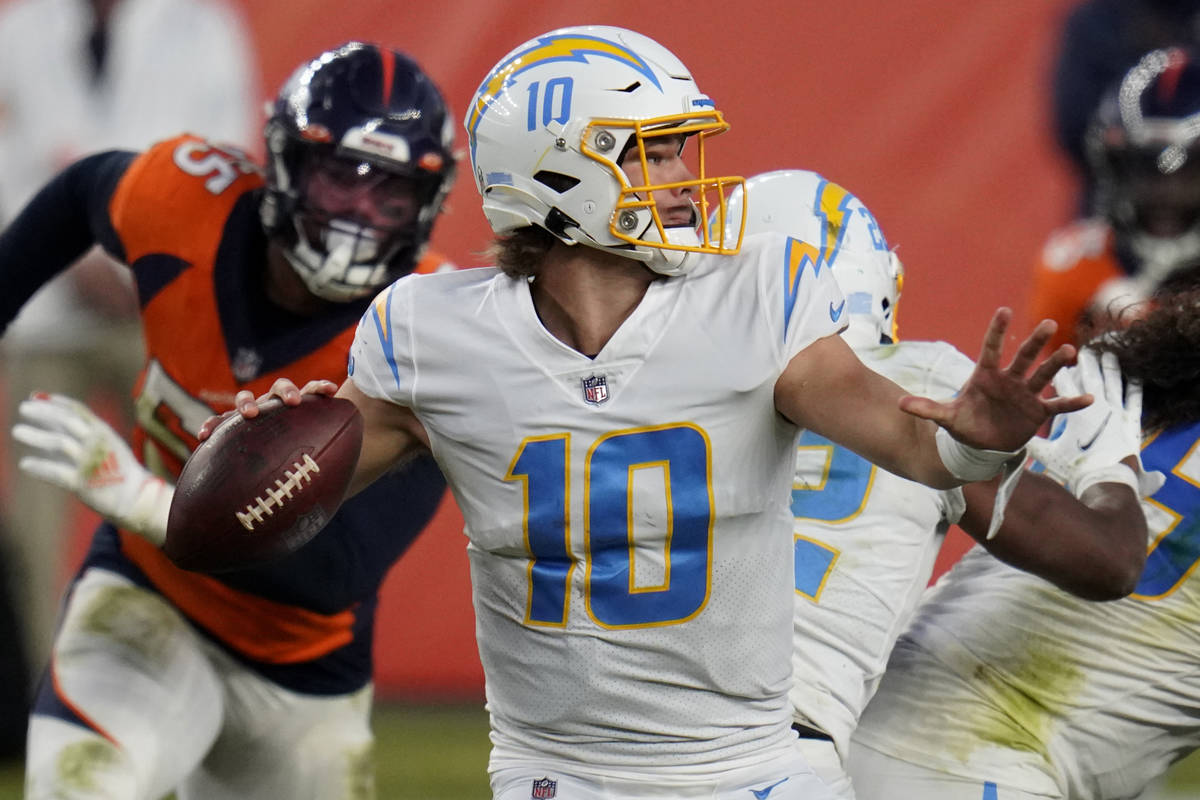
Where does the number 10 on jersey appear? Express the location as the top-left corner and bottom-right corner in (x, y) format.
(506, 424), (714, 630)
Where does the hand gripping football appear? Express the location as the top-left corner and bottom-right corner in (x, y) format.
(164, 394), (363, 573)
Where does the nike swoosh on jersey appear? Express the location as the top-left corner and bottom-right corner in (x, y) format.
(750, 777), (789, 799)
(829, 300), (846, 322)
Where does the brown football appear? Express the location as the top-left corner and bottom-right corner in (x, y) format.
(164, 394), (363, 573)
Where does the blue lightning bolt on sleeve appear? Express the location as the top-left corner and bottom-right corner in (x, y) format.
(349, 278), (416, 406)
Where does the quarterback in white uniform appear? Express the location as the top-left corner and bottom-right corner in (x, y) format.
(849, 289), (1200, 799)
(727, 171), (1156, 799)
(200, 26), (1091, 798)
(351, 234), (844, 778)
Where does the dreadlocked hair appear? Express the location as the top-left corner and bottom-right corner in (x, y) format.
(1093, 286), (1200, 434)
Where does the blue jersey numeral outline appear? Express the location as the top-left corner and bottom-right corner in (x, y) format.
(790, 430), (875, 600)
(1133, 424), (1200, 599)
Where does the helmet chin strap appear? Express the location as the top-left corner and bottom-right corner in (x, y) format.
(636, 201), (701, 276)
(552, 200), (703, 276)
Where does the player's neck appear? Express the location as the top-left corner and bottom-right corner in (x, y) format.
(530, 244), (658, 358)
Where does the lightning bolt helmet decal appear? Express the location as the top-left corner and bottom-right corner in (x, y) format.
(718, 169), (904, 348)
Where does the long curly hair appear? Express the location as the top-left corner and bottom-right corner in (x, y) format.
(488, 226), (558, 278)
(1092, 286), (1200, 433)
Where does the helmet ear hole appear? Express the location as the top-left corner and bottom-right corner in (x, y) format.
(544, 207), (581, 238)
(534, 171), (581, 194)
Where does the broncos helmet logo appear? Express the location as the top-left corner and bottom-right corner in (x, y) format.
(466, 33), (664, 161)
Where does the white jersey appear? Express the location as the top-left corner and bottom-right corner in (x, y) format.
(349, 234), (845, 778)
(851, 419), (1200, 800)
(790, 340), (973, 759)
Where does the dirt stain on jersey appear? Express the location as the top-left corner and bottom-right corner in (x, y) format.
(954, 630), (1084, 766)
(79, 584), (179, 665)
(345, 740), (376, 800)
(57, 738), (122, 793)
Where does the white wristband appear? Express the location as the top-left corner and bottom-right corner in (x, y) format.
(985, 457), (1025, 541)
(1072, 463), (1140, 500)
(935, 427), (1025, 483)
(129, 476), (174, 546)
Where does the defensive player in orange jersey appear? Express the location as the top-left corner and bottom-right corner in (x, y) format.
(1, 42), (456, 799)
(1031, 46), (1200, 353)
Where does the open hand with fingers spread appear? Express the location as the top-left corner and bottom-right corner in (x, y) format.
(900, 308), (1093, 454)
(12, 392), (173, 544)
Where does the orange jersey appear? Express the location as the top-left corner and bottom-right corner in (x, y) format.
(68, 135), (448, 691)
(1028, 218), (1126, 352)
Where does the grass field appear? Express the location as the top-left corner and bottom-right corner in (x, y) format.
(0, 702), (493, 799)
(1, 703), (1197, 799)
(370, 703), (491, 799)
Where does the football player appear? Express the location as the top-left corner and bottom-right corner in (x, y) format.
(848, 286), (1200, 799)
(204, 25), (1091, 799)
(724, 170), (1159, 798)
(3, 42), (455, 799)
(1031, 46), (1200, 352)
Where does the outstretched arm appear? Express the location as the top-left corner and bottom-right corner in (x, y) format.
(960, 348), (1158, 599)
(775, 308), (1090, 489)
(960, 469), (1146, 600)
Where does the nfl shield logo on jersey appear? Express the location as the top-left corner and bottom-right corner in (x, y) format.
(581, 374), (608, 405)
(530, 776), (557, 799)
(231, 347), (263, 382)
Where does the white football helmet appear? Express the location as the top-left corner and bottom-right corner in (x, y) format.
(465, 25), (745, 277)
(721, 169), (903, 348)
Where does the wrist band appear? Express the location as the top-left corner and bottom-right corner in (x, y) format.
(935, 427), (1025, 483)
(1073, 463), (1140, 500)
(131, 476), (174, 546)
(985, 458), (1028, 540)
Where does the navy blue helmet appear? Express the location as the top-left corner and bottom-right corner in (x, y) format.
(1087, 47), (1200, 282)
(261, 42), (456, 301)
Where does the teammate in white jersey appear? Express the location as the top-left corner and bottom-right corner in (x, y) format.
(726, 170), (1157, 799)
(195, 26), (1094, 798)
(848, 287), (1200, 799)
